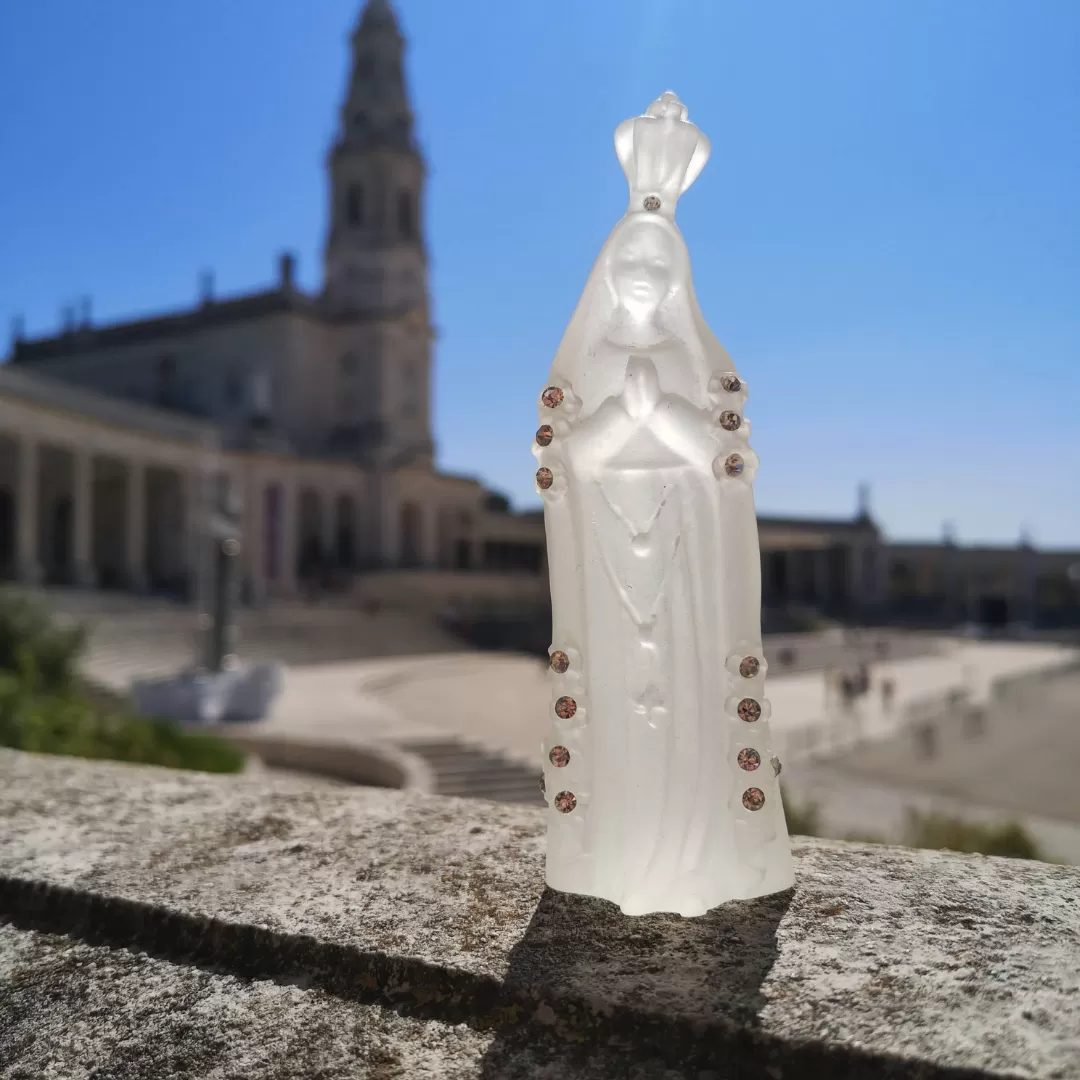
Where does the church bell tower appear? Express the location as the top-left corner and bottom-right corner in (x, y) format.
(323, 0), (427, 318)
(323, 0), (433, 468)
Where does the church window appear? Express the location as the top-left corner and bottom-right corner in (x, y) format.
(397, 190), (414, 238)
(347, 184), (364, 226)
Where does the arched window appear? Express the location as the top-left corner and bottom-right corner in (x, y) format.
(397, 190), (414, 239)
(297, 489), (324, 580)
(346, 184), (364, 227)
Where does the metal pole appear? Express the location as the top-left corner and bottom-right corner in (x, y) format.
(197, 467), (242, 674)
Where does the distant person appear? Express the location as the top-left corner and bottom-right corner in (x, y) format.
(857, 662), (870, 696)
(881, 676), (896, 712)
(840, 675), (854, 709)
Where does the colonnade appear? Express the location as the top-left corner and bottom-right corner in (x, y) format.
(0, 429), (374, 601)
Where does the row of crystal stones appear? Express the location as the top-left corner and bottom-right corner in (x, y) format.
(536, 376), (763, 813)
(713, 372), (749, 478)
(733, 654), (774, 813)
(535, 373), (749, 492)
(539, 649), (774, 814)
(541, 648), (577, 813)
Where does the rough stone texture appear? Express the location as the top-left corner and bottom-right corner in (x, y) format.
(1, 749), (1079, 1079)
(0, 923), (491, 1080)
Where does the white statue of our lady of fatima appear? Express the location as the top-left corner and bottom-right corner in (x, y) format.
(534, 93), (794, 916)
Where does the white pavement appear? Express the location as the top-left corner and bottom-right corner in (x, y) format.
(247, 639), (1077, 774)
(782, 760), (1080, 866)
(767, 639), (1077, 762)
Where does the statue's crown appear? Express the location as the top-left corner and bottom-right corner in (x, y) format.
(614, 92), (711, 220)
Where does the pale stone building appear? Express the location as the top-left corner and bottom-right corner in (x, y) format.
(2, 0), (542, 603)
(3, 0), (1078, 628)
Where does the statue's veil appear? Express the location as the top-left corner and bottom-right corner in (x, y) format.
(546, 93), (736, 410)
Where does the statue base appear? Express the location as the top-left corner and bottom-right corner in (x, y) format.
(131, 663), (284, 725)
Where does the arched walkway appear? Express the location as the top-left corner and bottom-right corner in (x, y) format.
(297, 488), (324, 581)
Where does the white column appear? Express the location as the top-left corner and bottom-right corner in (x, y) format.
(72, 449), (95, 587)
(16, 435), (41, 584)
(125, 459), (147, 592)
(244, 472), (267, 605)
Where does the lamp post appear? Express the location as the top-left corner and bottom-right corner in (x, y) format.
(204, 481), (242, 674)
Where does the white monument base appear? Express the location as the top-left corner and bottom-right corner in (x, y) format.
(131, 663), (283, 725)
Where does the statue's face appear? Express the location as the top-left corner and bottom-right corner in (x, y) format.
(610, 221), (676, 318)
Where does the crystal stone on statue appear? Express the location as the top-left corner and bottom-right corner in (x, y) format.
(535, 92), (794, 916)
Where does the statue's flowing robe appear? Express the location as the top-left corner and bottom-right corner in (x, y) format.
(540, 217), (793, 915)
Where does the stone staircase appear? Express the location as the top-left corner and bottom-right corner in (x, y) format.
(401, 737), (544, 806)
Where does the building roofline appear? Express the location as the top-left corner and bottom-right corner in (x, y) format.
(9, 284), (431, 363)
(9, 288), (316, 362)
(0, 363), (222, 445)
(757, 513), (879, 535)
(888, 539), (1080, 557)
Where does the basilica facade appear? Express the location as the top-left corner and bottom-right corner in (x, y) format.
(2, 0), (541, 603)
(2, 1), (1078, 628)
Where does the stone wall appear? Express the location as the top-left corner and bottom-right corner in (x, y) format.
(1, 749), (1077, 1078)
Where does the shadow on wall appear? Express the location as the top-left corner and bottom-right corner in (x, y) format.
(479, 884), (792, 1076)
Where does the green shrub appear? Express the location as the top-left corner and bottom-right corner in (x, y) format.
(901, 811), (1042, 861)
(0, 593), (84, 691)
(781, 788), (822, 836)
(0, 594), (243, 775)
(780, 776), (1044, 861)
(0, 674), (243, 774)
(844, 832), (888, 846)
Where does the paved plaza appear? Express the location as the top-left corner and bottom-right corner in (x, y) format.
(249, 637), (1075, 768)
(48, 587), (1079, 857)
(250, 634), (1080, 859)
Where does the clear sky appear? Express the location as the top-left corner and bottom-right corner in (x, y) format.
(1, 0), (1078, 546)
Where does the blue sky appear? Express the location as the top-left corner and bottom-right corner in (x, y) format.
(1, 0), (1078, 545)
